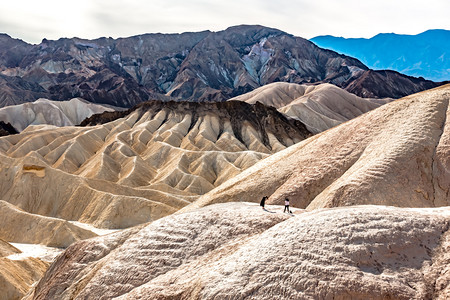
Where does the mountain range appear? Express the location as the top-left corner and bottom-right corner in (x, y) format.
(0, 25), (442, 108)
(311, 29), (450, 82)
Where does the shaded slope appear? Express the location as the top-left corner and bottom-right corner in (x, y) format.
(185, 84), (450, 211)
(230, 82), (392, 133)
(0, 121), (18, 137)
(0, 98), (118, 131)
(345, 69), (441, 99)
(0, 100), (310, 228)
(28, 203), (450, 299)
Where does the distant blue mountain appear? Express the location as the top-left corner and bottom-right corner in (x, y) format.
(311, 30), (450, 82)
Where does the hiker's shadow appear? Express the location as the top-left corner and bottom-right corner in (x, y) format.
(263, 208), (276, 214)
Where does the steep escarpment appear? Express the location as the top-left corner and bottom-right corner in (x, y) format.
(27, 203), (450, 299)
(0, 26), (441, 107)
(185, 84), (450, 211)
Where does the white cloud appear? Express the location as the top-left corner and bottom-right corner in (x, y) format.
(0, 0), (448, 43)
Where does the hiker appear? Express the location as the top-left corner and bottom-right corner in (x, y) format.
(284, 198), (290, 213)
(260, 196), (268, 209)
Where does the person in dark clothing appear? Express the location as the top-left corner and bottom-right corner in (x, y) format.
(284, 198), (290, 213)
(260, 196), (268, 209)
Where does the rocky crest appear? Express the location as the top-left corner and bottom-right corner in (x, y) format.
(229, 82), (392, 133)
(0, 26), (441, 107)
(80, 100), (311, 149)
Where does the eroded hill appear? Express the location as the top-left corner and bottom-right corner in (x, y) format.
(0, 100), (310, 229)
(185, 84), (450, 211)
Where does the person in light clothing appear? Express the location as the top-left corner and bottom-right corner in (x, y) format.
(284, 198), (290, 213)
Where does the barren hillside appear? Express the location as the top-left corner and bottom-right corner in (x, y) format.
(186, 84), (450, 211)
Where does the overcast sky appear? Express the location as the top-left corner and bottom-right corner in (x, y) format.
(1, 0), (449, 44)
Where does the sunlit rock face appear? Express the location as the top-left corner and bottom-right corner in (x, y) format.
(27, 203), (450, 299)
(185, 84), (450, 211)
(0, 26), (440, 107)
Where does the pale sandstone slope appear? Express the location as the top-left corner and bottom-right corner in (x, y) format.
(0, 98), (118, 131)
(0, 101), (310, 228)
(0, 201), (96, 248)
(0, 257), (48, 300)
(186, 84), (450, 211)
(0, 239), (48, 300)
(230, 82), (392, 133)
(27, 203), (450, 299)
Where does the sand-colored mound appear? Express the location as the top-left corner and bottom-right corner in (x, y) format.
(0, 98), (118, 132)
(0, 239), (20, 258)
(0, 100), (310, 228)
(28, 203), (450, 299)
(0, 201), (97, 248)
(187, 84), (450, 211)
(230, 82), (392, 133)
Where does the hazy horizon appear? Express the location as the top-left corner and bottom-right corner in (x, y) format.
(1, 0), (448, 44)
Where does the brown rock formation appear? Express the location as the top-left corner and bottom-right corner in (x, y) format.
(0, 240), (19, 258)
(1, 257), (48, 300)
